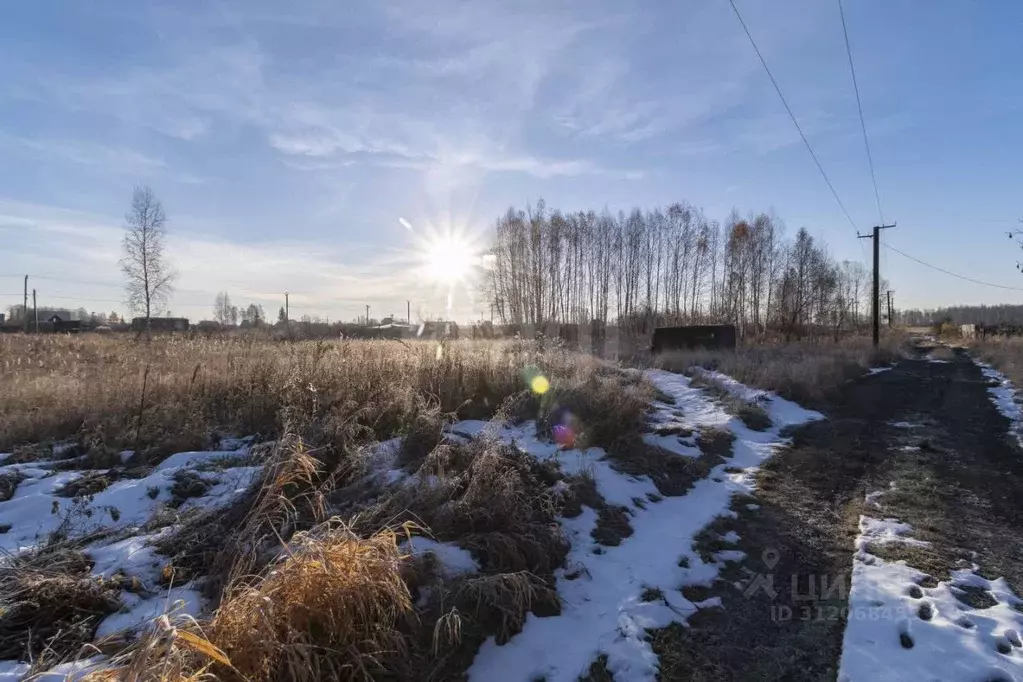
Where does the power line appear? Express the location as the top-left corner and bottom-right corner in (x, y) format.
(838, 0), (884, 224)
(882, 242), (1023, 292)
(727, 0), (858, 231)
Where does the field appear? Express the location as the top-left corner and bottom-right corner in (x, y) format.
(1, 332), (1021, 681)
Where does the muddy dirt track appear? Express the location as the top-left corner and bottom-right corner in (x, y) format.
(653, 346), (1023, 681)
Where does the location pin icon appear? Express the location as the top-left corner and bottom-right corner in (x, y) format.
(762, 548), (780, 570)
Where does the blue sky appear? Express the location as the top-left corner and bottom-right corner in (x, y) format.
(2, 0), (1022, 322)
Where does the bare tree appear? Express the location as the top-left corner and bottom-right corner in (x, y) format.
(213, 292), (234, 326)
(121, 186), (175, 326)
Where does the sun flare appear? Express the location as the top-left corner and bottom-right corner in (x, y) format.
(423, 235), (477, 284)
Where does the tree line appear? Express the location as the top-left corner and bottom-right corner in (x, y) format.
(900, 304), (1023, 327)
(484, 199), (886, 340)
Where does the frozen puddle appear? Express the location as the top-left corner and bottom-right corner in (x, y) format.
(840, 483), (1023, 681)
(466, 369), (823, 681)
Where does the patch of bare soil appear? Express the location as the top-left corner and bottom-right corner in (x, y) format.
(651, 346), (1023, 680)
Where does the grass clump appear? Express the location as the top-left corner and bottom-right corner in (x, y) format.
(360, 438), (568, 576)
(168, 470), (211, 508)
(0, 549), (121, 667)
(0, 472), (25, 502)
(210, 521), (412, 682)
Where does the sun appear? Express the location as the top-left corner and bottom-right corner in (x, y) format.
(423, 234), (477, 284)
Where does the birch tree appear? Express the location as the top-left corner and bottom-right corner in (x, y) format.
(120, 186), (175, 326)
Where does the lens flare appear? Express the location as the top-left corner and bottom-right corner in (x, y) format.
(553, 423), (576, 448)
(530, 375), (550, 395)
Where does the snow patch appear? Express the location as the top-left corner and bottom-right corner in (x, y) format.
(95, 587), (203, 639)
(976, 362), (1023, 448)
(0, 459), (261, 554)
(841, 491), (1023, 680)
(466, 369), (823, 681)
(856, 516), (930, 549)
(400, 536), (480, 578)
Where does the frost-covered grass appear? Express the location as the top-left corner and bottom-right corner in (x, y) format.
(655, 335), (903, 406)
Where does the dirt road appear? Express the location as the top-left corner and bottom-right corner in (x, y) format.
(653, 346), (1023, 681)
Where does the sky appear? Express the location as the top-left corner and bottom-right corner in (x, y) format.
(2, 0), (1022, 323)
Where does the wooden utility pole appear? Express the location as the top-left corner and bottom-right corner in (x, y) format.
(32, 289), (37, 333)
(407, 300), (411, 325)
(365, 304), (370, 326)
(284, 291), (289, 324)
(23, 276), (28, 333)
(886, 290), (894, 328)
(858, 223), (896, 346)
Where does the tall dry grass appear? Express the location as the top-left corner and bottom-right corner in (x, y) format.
(1, 335), (652, 680)
(655, 335), (904, 406)
(0, 335), (611, 456)
(970, 336), (1023, 387)
(210, 521), (413, 682)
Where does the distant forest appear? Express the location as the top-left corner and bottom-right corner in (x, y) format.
(899, 305), (1023, 326)
(484, 199), (888, 340)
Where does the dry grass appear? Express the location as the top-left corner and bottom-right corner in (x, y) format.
(0, 548), (121, 668)
(971, 336), (1023, 387)
(209, 521), (412, 682)
(0, 335), (601, 457)
(2, 335), (657, 680)
(351, 437), (569, 576)
(655, 335), (904, 406)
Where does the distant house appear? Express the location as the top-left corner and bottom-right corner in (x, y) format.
(960, 324), (978, 339)
(48, 315), (82, 334)
(131, 317), (189, 333)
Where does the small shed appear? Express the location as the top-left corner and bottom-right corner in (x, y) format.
(651, 324), (737, 354)
(131, 317), (190, 333)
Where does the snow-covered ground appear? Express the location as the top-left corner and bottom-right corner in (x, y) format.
(840, 357), (1023, 681)
(840, 480), (1023, 681)
(0, 447), (260, 555)
(465, 369), (823, 682)
(0, 439), (265, 675)
(0, 367), (828, 681)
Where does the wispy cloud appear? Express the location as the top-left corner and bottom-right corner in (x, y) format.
(0, 134), (167, 173)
